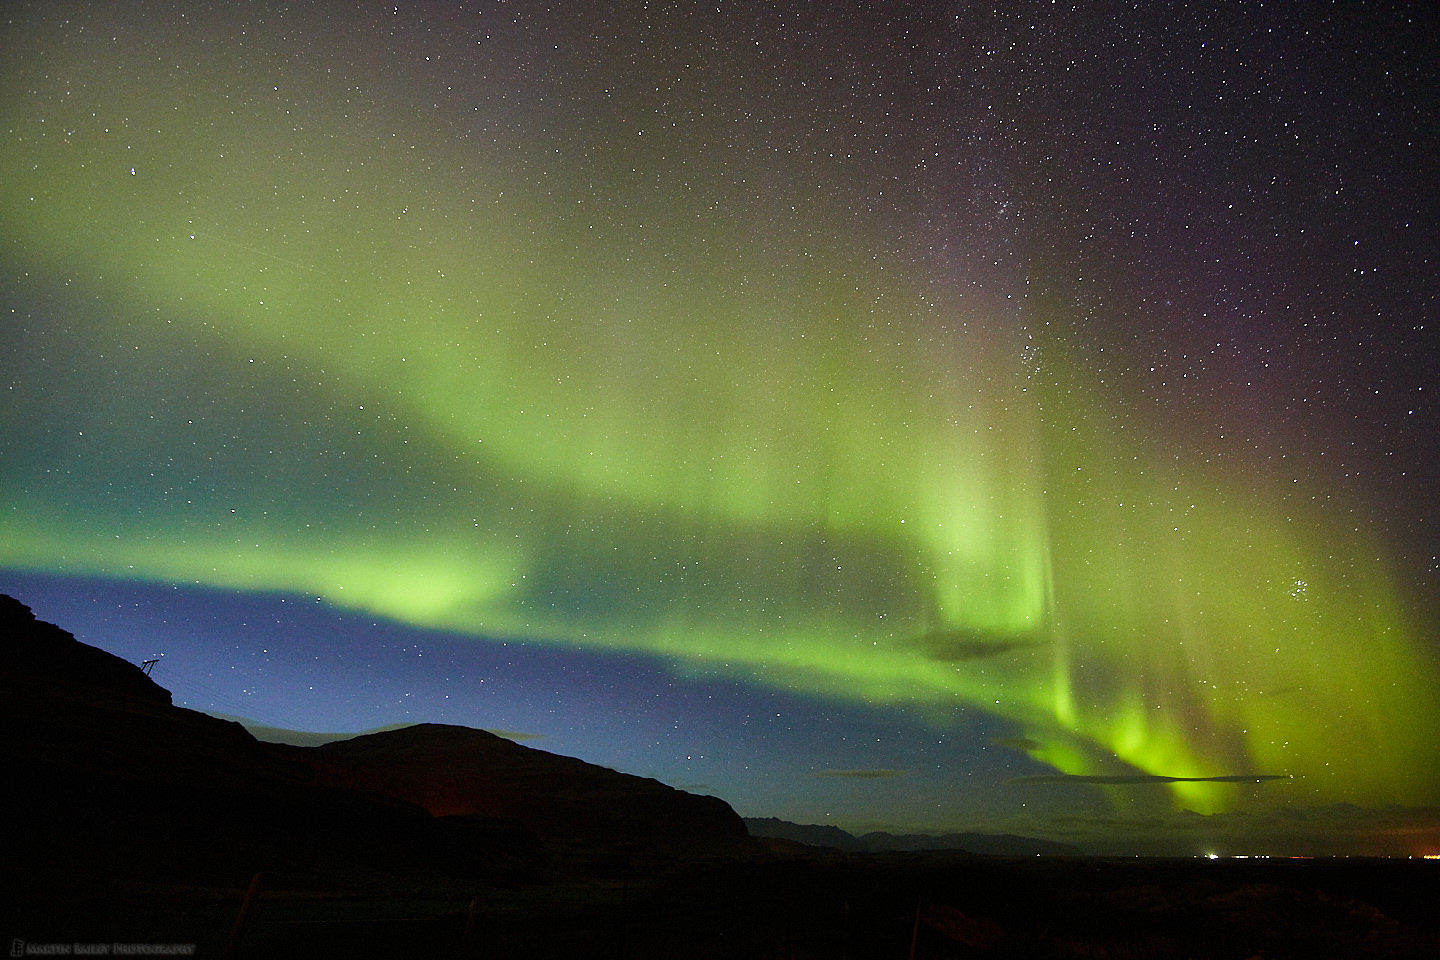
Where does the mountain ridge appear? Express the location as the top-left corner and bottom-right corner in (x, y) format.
(744, 816), (1080, 857)
(287, 720), (748, 842)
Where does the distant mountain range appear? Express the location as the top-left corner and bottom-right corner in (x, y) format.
(744, 817), (1080, 857)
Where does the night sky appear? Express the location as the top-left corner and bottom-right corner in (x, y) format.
(3, 1), (1438, 855)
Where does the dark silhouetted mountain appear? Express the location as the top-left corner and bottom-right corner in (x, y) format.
(0, 594), (747, 896)
(1, 592), (171, 705)
(744, 817), (1079, 856)
(294, 722), (750, 845)
(1, 595), (538, 892)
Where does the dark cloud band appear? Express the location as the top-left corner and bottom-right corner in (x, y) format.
(1008, 774), (1290, 786)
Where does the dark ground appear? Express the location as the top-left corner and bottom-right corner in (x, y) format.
(6, 847), (1440, 959)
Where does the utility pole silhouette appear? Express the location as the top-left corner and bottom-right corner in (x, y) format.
(141, 658), (160, 676)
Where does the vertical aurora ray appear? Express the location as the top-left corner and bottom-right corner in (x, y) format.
(2, 2), (1435, 818)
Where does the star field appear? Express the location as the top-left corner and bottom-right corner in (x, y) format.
(2, 1), (1437, 850)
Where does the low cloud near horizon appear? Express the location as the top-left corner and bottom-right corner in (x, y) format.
(1008, 803), (1440, 857)
(1009, 773), (1290, 786)
(811, 769), (907, 780)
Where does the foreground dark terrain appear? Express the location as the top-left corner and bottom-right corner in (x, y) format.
(8, 852), (1440, 959)
(4, 593), (1438, 958)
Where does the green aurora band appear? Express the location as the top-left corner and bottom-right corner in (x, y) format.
(2, 7), (1436, 815)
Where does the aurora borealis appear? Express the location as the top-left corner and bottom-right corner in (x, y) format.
(3, 2), (1438, 850)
